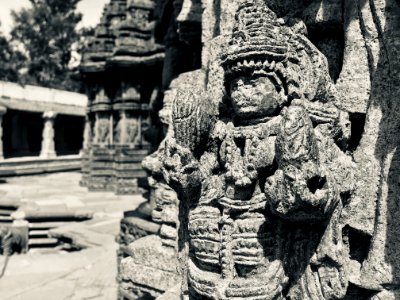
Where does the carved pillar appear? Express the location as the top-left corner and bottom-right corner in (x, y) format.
(0, 106), (7, 160)
(117, 110), (126, 145)
(82, 114), (93, 151)
(40, 111), (57, 159)
(109, 112), (114, 146)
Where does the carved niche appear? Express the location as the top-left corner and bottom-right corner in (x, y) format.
(162, 0), (356, 299)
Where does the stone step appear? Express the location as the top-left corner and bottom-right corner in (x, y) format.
(0, 200), (21, 209)
(29, 230), (50, 237)
(12, 210), (92, 221)
(0, 208), (15, 215)
(28, 237), (59, 247)
(29, 221), (71, 229)
(0, 215), (12, 222)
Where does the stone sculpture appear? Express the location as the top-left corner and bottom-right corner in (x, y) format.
(161, 0), (356, 299)
(125, 114), (139, 145)
(95, 114), (111, 144)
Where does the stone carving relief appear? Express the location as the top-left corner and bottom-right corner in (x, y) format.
(114, 112), (140, 146)
(94, 87), (108, 103)
(125, 113), (140, 145)
(95, 113), (111, 144)
(161, 1), (356, 299)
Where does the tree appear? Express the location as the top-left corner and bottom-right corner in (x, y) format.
(10, 0), (83, 90)
(0, 22), (26, 83)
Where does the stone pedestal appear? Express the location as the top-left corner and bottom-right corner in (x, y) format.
(0, 106), (7, 160)
(87, 110), (115, 191)
(114, 147), (149, 195)
(40, 111), (57, 159)
(87, 145), (115, 191)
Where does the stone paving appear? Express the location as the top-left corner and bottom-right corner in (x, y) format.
(0, 172), (145, 300)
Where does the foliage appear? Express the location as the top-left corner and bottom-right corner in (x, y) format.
(0, 28), (26, 83)
(9, 0), (83, 91)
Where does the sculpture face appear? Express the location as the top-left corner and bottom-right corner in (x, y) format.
(230, 75), (282, 118)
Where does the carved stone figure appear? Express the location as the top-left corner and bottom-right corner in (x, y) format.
(95, 114), (111, 144)
(162, 1), (355, 299)
(125, 114), (139, 145)
(114, 111), (139, 146)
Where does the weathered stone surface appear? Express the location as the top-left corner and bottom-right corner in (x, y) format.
(125, 235), (178, 273)
(117, 215), (160, 247)
(335, 0), (371, 114)
(120, 235), (179, 295)
(156, 284), (180, 300)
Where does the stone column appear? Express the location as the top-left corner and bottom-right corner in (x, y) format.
(40, 111), (57, 158)
(82, 115), (92, 151)
(109, 113), (114, 146)
(118, 110), (127, 145)
(0, 106), (7, 160)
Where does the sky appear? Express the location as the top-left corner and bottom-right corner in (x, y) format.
(0, 0), (109, 36)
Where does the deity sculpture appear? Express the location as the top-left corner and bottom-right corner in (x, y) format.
(162, 0), (355, 299)
(113, 111), (139, 145)
(95, 114), (111, 144)
(125, 113), (139, 145)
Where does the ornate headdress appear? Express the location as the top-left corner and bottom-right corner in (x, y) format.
(222, 0), (336, 105)
(222, 0), (293, 76)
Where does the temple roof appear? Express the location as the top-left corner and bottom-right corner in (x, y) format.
(80, 0), (164, 73)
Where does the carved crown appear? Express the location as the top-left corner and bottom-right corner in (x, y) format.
(222, 0), (292, 76)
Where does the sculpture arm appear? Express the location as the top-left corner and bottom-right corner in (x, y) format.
(162, 89), (215, 195)
(266, 104), (339, 222)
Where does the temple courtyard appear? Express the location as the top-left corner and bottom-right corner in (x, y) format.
(0, 171), (145, 300)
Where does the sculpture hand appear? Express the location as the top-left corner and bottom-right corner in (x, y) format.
(162, 138), (201, 191)
(172, 90), (213, 156)
(267, 104), (338, 221)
